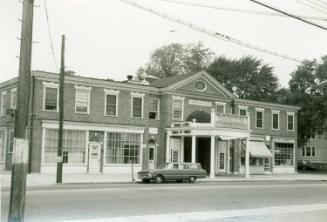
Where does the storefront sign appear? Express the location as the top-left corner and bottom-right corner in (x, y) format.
(188, 99), (212, 107)
(13, 138), (28, 164)
(149, 127), (158, 135)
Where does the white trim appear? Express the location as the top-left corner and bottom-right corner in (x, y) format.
(7, 129), (14, 153)
(172, 97), (184, 120)
(1, 91), (7, 116)
(41, 120), (145, 133)
(43, 83), (59, 112)
(0, 128), (7, 163)
(215, 102), (226, 114)
(131, 94), (144, 119)
(130, 92), (145, 98)
(10, 88), (17, 109)
(104, 90), (119, 117)
(287, 113), (295, 132)
(41, 127), (46, 164)
(272, 111), (280, 131)
(255, 107), (264, 111)
(255, 109), (264, 129)
(74, 87), (91, 114)
(238, 105), (248, 110)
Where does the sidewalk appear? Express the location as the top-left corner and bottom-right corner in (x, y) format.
(1, 170), (327, 189)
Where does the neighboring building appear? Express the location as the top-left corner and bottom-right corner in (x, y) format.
(297, 132), (327, 169)
(0, 70), (300, 177)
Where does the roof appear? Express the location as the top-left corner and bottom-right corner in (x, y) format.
(149, 72), (197, 88)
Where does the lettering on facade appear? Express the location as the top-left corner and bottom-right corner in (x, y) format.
(149, 127), (158, 135)
(188, 99), (212, 107)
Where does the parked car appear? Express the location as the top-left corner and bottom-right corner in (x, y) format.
(137, 162), (207, 183)
(297, 160), (314, 170)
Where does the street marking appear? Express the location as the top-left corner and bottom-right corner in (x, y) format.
(59, 203), (327, 222)
(25, 183), (327, 194)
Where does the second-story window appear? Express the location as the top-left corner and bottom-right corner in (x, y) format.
(75, 86), (91, 114)
(104, 89), (119, 117)
(131, 93), (144, 118)
(239, 105), (248, 116)
(255, 108), (264, 128)
(149, 98), (159, 120)
(1, 92), (7, 116)
(44, 86), (58, 111)
(10, 88), (17, 109)
(287, 112), (294, 131)
(173, 97), (184, 120)
(272, 111), (279, 130)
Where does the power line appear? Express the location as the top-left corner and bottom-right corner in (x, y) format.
(296, 0), (327, 15)
(160, 0), (327, 21)
(248, 0), (327, 31)
(44, 0), (58, 70)
(119, 0), (302, 63)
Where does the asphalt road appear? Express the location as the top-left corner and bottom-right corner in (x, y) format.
(2, 181), (327, 222)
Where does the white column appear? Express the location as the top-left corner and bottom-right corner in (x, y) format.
(210, 108), (215, 127)
(180, 136), (184, 162)
(245, 138), (250, 178)
(210, 135), (215, 178)
(191, 135), (196, 163)
(226, 140), (230, 174)
(166, 133), (171, 163)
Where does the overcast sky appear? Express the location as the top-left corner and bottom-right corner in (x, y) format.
(1, 0), (327, 87)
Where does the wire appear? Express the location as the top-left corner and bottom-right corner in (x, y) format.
(44, 0), (58, 70)
(248, 0), (327, 31)
(160, 0), (327, 21)
(295, 0), (327, 15)
(119, 0), (302, 62)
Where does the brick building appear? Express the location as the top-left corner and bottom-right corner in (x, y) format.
(0, 70), (300, 177)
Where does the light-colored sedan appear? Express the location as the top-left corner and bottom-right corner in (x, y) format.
(137, 162), (207, 184)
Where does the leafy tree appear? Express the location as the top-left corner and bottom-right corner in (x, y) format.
(207, 56), (279, 102)
(142, 42), (214, 78)
(285, 58), (327, 146)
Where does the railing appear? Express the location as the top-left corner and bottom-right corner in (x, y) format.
(215, 113), (249, 130)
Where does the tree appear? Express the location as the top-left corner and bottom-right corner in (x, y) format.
(207, 56), (279, 102)
(142, 42), (214, 78)
(285, 58), (327, 146)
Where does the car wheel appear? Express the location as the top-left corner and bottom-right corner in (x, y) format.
(154, 175), (163, 184)
(189, 176), (196, 183)
(142, 179), (150, 183)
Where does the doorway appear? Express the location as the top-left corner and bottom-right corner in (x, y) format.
(88, 142), (101, 173)
(197, 138), (211, 175)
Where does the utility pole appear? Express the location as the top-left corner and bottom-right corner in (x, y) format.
(8, 0), (34, 221)
(56, 35), (65, 183)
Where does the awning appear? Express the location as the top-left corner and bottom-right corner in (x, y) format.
(249, 141), (273, 158)
(219, 135), (244, 141)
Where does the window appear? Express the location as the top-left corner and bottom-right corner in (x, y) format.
(106, 132), (141, 164)
(75, 87), (91, 114)
(302, 147), (305, 156)
(219, 153), (225, 170)
(8, 130), (14, 153)
(44, 87), (58, 111)
(306, 147), (311, 156)
(10, 88), (17, 109)
(132, 97), (143, 118)
(149, 98), (159, 120)
(239, 106), (247, 116)
(255, 109), (264, 128)
(216, 105), (224, 114)
(171, 150), (179, 162)
(104, 89), (119, 117)
(287, 113), (294, 131)
(274, 142), (294, 166)
(272, 111), (279, 130)
(0, 130), (5, 163)
(173, 97), (184, 120)
(312, 147), (316, 156)
(44, 129), (86, 164)
(1, 92), (7, 116)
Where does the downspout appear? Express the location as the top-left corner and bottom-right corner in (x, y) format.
(28, 75), (35, 173)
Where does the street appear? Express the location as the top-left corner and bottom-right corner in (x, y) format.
(2, 181), (327, 222)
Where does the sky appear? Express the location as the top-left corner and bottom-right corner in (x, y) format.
(1, 0), (327, 87)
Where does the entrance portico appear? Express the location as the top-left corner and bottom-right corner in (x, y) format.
(166, 109), (251, 178)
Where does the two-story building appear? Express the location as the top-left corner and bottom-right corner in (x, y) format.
(0, 70), (300, 177)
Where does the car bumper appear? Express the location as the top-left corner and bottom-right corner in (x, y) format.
(137, 174), (153, 180)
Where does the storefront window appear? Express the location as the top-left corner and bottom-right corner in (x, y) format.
(106, 132), (141, 164)
(274, 142), (294, 166)
(0, 130), (5, 163)
(44, 129), (86, 164)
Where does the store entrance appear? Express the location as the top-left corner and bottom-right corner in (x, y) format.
(197, 137), (211, 175)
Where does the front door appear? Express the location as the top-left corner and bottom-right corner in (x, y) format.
(216, 141), (227, 174)
(88, 142), (101, 173)
(148, 146), (156, 170)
